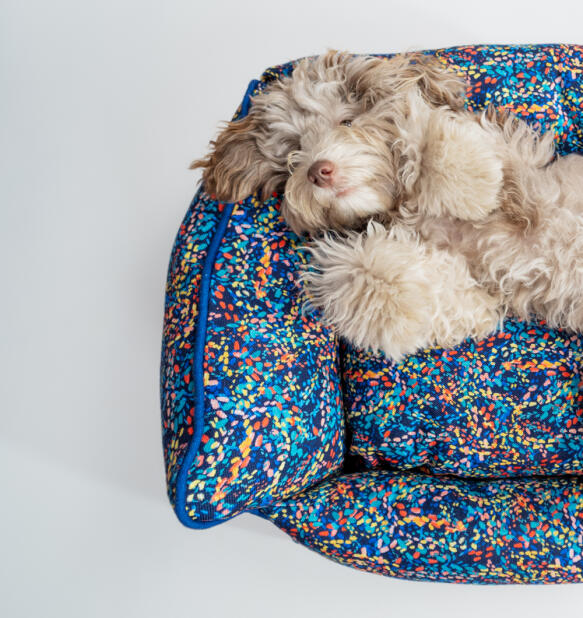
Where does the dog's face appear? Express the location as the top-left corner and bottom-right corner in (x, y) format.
(280, 67), (399, 234)
(192, 51), (466, 234)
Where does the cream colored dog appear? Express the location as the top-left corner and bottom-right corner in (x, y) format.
(193, 51), (583, 360)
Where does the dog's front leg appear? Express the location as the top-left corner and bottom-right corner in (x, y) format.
(301, 220), (501, 361)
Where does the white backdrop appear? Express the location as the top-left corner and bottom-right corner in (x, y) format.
(2, 1), (583, 616)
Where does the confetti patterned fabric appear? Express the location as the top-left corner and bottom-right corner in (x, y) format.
(343, 319), (583, 478)
(161, 192), (344, 525)
(265, 471), (583, 583)
(161, 44), (583, 580)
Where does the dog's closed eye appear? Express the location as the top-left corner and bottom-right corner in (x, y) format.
(287, 150), (303, 173)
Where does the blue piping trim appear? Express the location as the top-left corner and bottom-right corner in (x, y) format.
(174, 201), (235, 529)
(173, 79), (261, 529)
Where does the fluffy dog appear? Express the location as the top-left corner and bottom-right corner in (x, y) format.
(192, 51), (583, 360)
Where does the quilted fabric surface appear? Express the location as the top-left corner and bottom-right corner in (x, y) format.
(161, 43), (583, 580)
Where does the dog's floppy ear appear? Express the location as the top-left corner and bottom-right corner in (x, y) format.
(397, 52), (467, 110)
(348, 52), (467, 111)
(190, 112), (284, 202)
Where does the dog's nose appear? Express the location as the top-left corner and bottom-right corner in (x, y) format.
(307, 160), (335, 187)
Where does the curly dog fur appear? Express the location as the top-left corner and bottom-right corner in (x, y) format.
(192, 51), (583, 360)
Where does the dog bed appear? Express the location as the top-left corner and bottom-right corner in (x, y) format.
(161, 44), (583, 583)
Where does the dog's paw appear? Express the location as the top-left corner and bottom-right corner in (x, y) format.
(302, 221), (438, 360)
(416, 112), (504, 221)
(302, 221), (503, 360)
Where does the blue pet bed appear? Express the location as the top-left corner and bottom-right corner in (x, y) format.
(160, 44), (583, 583)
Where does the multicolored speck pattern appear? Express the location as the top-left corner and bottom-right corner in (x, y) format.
(161, 44), (583, 581)
(190, 195), (344, 521)
(343, 320), (583, 477)
(162, 192), (344, 522)
(267, 471), (583, 583)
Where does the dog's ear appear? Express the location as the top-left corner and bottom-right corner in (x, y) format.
(347, 52), (467, 110)
(398, 53), (467, 110)
(190, 112), (284, 202)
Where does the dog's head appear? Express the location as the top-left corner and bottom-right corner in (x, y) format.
(192, 51), (466, 234)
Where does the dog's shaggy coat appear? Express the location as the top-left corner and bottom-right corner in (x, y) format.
(193, 51), (583, 360)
